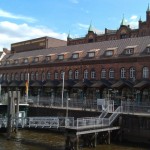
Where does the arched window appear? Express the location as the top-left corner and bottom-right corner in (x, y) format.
(120, 68), (126, 79)
(54, 71), (58, 79)
(75, 70), (79, 79)
(129, 67), (135, 79)
(60, 71), (65, 79)
(15, 73), (19, 80)
(69, 70), (73, 79)
(47, 71), (51, 80)
(31, 72), (34, 81)
(20, 72), (24, 81)
(11, 73), (14, 81)
(35, 72), (39, 80)
(101, 69), (106, 79)
(84, 69), (88, 79)
(109, 68), (114, 79)
(42, 72), (45, 81)
(25, 72), (28, 81)
(91, 70), (96, 79)
(143, 67), (149, 78)
(3, 74), (6, 81)
(6, 74), (10, 81)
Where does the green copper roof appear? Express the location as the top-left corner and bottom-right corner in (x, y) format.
(67, 31), (71, 39)
(88, 21), (94, 32)
(120, 14), (126, 26)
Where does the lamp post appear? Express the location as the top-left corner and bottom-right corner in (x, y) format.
(66, 97), (71, 118)
(62, 72), (65, 108)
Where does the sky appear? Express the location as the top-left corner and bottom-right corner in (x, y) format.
(0, 0), (150, 51)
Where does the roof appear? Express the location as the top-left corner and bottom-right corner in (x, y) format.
(111, 80), (133, 88)
(91, 80), (111, 88)
(134, 80), (150, 89)
(1, 36), (150, 65)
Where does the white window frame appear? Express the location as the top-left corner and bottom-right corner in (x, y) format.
(47, 71), (51, 80)
(58, 55), (64, 60)
(69, 70), (73, 79)
(20, 73), (24, 81)
(34, 57), (39, 62)
(130, 67), (135, 79)
(106, 50), (113, 56)
(125, 48), (133, 55)
(88, 52), (95, 58)
(72, 53), (79, 59)
(109, 68), (114, 79)
(84, 69), (88, 79)
(14, 59), (18, 64)
(143, 67), (149, 79)
(42, 72), (45, 81)
(46, 56), (51, 61)
(121, 68), (126, 79)
(91, 70), (96, 79)
(35, 72), (38, 80)
(101, 69), (106, 79)
(24, 58), (28, 63)
(75, 70), (79, 79)
(54, 72), (58, 79)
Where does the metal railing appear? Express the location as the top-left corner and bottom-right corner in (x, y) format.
(121, 101), (150, 114)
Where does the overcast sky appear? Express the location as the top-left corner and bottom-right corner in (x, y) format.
(0, 0), (150, 51)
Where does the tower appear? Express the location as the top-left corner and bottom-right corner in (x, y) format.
(146, 4), (150, 23)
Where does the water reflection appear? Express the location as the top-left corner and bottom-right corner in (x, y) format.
(0, 130), (149, 150)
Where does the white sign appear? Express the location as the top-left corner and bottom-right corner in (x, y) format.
(97, 99), (105, 106)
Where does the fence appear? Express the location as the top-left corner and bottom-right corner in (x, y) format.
(121, 101), (150, 114)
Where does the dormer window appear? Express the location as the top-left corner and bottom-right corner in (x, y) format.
(58, 55), (64, 60)
(124, 45), (137, 55)
(14, 59), (18, 64)
(147, 47), (150, 53)
(125, 48), (134, 55)
(34, 57), (39, 62)
(88, 52), (95, 58)
(24, 58), (28, 63)
(46, 56), (51, 61)
(72, 53), (79, 59)
(105, 50), (113, 56)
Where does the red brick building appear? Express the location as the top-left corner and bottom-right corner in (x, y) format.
(0, 9), (150, 104)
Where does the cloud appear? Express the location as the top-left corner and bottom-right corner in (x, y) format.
(0, 21), (67, 51)
(130, 15), (138, 20)
(0, 9), (36, 23)
(69, 0), (79, 4)
(77, 23), (89, 30)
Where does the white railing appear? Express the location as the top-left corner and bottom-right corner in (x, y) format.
(109, 106), (122, 125)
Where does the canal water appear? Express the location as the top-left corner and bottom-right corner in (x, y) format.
(0, 130), (149, 150)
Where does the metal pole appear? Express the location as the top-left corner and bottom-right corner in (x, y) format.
(62, 72), (65, 108)
(7, 91), (12, 139)
(15, 91), (20, 132)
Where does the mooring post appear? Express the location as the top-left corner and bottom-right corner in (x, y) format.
(108, 131), (110, 144)
(76, 135), (79, 150)
(7, 91), (12, 140)
(94, 133), (97, 147)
